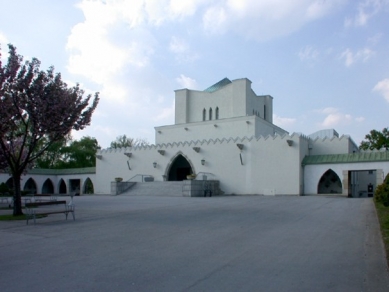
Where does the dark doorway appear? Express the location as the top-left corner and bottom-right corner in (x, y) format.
(24, 178), (37, 194)
(83, 177), (94, 194)
(59, 179), (67, 194)
(42, 179), (54, 194)
(168, 154), (193, 181)
(317, 169), (342, 194)
(348, 170), (377, 198)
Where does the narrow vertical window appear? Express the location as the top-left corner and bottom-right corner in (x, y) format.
(264, 105), (267, 120)
(216, 107), (219, 120)
(209, 108), (213, 120)
(203, 109), (206, 121)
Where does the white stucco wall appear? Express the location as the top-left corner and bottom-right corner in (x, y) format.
(96, 133), (306, 195)
(155, 115), (287, 145)
(309, 135), (357, 155)
(174, 78), (273, 125)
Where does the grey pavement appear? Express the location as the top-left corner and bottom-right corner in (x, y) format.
(0, 195), (389, 292)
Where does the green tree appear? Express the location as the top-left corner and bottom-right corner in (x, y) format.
(58, 136), (99, 168)
(0, 44), (99, 216)
(359, 128), (389, 151)
(110, 135), (148, 149)
(35, 135), (70, 168)
(35, 136), (99, 169)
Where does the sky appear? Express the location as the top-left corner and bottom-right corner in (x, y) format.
(0, 0), (388, 149)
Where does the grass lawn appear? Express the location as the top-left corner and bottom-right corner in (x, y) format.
(375, 201), (389, 267)
(0, 214), (27, 220)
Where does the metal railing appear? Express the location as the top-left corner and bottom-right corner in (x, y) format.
(127, 174), (154, 182)
(195, 172), (216, 181)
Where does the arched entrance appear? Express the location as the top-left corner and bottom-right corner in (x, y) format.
(42, 179), (54, 194)
(83, 177), (94, 194)
(167, 154), (194, 181)
(318, 169), (342, 194)
(23, 178), (37, 194)
(5, 178), (13, 190)
(58, 179), (67, 194)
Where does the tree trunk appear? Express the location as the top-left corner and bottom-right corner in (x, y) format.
(12, 172), (23, 216)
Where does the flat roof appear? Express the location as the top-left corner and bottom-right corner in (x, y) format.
(302, 152), (389, 166)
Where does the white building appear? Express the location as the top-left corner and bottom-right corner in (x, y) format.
(1, 78), (388, 197)
(95, 78), (389, 197)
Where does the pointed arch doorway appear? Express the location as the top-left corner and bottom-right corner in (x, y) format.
(317, 169), (342, 194)
(167, 154), (194, 181)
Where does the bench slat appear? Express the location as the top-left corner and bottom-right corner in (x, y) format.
(26, 200), (67, 207)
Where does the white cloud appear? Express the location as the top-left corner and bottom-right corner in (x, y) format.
(169, 36), (200, 63)
(153, 99), (175, 122)
(203, 6), (228, 35)
(203, 0), (346, 41)
(273, 114), (296, 128)
(0, 32), (9, 62)
(66, 0), (158, 103)
(0, 31), (8, 44)
(344, 0), (389, 27)
(317, 108), (363, 127)
(169, 36), (189, 54)
(373, 78), (389, 102)
(176, 74), (199, 89)
(340, 48), (375, 66)
(299, 46), (319, 61)
(169, 0), (207, 18)
(321, 113), (352, 127)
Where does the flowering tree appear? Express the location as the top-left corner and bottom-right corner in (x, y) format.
(0, 44), (99, 215)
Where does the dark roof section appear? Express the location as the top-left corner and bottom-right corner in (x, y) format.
(27, 167), (96, 175)
(204, 78), (232, 93)
(302, 152), (389, 166)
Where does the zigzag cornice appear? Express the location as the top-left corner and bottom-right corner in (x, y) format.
(98, 133), (308, 153)
(309, 134), (351, 143)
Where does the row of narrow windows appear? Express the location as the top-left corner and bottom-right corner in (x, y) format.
(202, 105), (266, 121)
(203, 107), (219, 121)
(253, 105), (267, 120)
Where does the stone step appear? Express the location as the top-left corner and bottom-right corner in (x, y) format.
(121, 181), (184, 196)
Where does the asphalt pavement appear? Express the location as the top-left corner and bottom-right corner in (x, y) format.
(0, 195), (388, 292)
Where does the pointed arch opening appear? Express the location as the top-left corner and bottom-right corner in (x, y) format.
(83, 177), (94, 194)
(203, 108), (206, 121)
(23, 178), (37, 194)
(317, 169), (342, 194)
(216, 107), (219, 119)
(5, 178), (13, 190)
(42, 179), (54, 194)
(58, 179), (67, 194)
(209, 108), (213, 120)
(167, 153), (194, 181)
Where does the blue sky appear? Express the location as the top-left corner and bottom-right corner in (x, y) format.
(1, 0), (388, 149)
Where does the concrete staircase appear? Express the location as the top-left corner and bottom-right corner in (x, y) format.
(121, 181), (184, 197)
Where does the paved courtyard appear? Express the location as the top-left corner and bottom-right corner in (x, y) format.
(0, 195), (389, 292)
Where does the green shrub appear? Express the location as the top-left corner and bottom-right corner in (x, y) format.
(0, 182), (9, 194)
(375, 174), (389, 207)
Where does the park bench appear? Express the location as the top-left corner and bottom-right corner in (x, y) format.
(25, 200), (75, 225)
